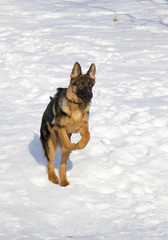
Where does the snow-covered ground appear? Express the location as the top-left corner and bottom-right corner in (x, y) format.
(1, 0), (168, 239)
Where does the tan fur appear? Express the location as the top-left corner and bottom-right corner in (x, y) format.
(48, 101), (90, 186)
(41, 62), (96, 186)
(46, 123), (59, 184)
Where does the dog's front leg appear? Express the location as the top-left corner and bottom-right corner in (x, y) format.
(57, 127), (75, 151)
(74, 122), (90, 150)
(57, 127), (74, 186)
(60, 147), (71, 186)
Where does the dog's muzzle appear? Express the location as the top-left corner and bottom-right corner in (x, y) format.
(77, 90), (93, 103)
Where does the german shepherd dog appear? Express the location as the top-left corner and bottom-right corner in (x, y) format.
(40, 62), (96, 186)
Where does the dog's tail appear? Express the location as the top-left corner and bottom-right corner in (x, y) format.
(40, 122), (50, 161)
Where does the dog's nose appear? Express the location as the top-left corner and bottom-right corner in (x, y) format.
(86, 92), (92, 99)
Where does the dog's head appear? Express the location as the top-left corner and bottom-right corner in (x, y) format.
(70, 62), (96, 103)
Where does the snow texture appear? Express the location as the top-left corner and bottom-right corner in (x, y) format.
(1, 0), (168, 239)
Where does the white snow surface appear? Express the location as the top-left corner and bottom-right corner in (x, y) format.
(1, 0), (168, 239)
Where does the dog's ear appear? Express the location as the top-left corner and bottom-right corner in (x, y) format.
(70, 62), (82, 79)
(87, 63), (96, 80)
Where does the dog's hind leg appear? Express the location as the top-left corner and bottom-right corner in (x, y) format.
(58, 133), (72, 187)
(45, 123), (59, 184)
(47, 136), (59, 184)
(60, 147), (70, 187)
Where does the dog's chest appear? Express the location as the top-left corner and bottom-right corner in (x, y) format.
(71, 108), (82, 121)
(65, 107), (89, 133)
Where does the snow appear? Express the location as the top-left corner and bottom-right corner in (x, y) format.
(1, 0), (168, 239)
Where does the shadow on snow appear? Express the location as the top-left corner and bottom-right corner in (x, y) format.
(28, 133), (73, 171)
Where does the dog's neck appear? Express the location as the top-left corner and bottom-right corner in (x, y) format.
(66, 86), (84, 105)
(65, 96), (83, 105)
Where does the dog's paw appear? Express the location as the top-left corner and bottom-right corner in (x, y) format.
(63, 143), (76, 152)
(60, 178), (69, 187)
(72, 143), (76, 151)
(48, 173), (59, 184)
(74, 143), (84, 150)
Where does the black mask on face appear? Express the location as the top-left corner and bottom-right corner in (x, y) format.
(75, 76), (94, 103)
